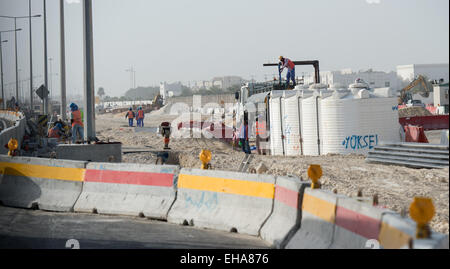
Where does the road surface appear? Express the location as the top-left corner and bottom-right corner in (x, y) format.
(0, 206), (270, 249)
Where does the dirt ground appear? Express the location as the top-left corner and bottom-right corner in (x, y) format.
(95, 110), (449, 235)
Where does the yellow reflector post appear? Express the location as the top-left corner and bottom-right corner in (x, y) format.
(199, 150), (212, 170)
(409, 197), (435, 239)
(308, 164), (323, 189)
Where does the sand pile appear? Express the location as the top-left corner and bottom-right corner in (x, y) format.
(399, 107), (433, 118)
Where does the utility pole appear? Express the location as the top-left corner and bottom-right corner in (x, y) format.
(14, 18), (19, 104)
(43, 0), (48, 114)
(29, 0), (34, 112)
(0, 35), (6, 109)
(60, 0), (67, 120)
(83, 0), (96, 142)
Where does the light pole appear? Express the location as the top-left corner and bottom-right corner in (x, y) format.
(0, 37), (7, 109)
(43, 0), (48, 115)
(0, 28), (22, 109)
(0, 14), (41, 106)
(125, 66), (136, 89)
(49, 57), (53, 100)
(60, 0), (67, 120)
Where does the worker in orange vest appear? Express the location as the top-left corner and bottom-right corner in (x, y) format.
(125, 107), (135, 127)
(48, 123), (64, 140)
(137, 107), (145, 127)
(70, 103), (84, 143)
(255, 116), (268, 155)
(279, 56), (296, 88)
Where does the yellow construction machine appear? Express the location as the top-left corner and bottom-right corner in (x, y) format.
(398, 75), (432, 105)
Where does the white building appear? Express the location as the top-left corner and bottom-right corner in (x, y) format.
(304, 69), (403, 90)
(160, 82), (183, 100)
(396, 63), (449, 83)
(193, 76), (246, 91)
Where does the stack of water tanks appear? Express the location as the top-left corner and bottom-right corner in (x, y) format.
(268, 84), (400, 156)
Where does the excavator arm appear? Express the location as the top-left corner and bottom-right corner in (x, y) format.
(399, 75), (431, 105)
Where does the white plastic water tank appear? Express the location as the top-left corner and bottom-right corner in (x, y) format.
(301, 91), (322, 156)
(321, 90), (361, 155)
(282, 91), (303, 156)
(269, 96), (284, 155)
(321, 88), (400, 155)
(358, 88), (400, 148)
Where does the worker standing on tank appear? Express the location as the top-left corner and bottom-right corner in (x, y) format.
(137, 107), (145, 127)
(279, 56), (296, 88)
(125, 107), (135, 127)
(70, 103), (84, 144)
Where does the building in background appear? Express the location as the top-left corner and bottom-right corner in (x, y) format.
(433, 83), (449, 113)
(304, 69), (403, 90)
(192, 76), (246, 91)
(160, 81), (183, 100)
(397, 63), (449, 84)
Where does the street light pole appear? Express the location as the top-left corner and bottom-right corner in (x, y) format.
(43, 0), (49, 115)
(29, 0), (34, 112)
(83, 0), (96, 142)
(0, 36), (7, 109)
(14, 17), (19, 104)
(0, 28), (22, 109)
(60, 0), (67, 120)
(0, 13), (41, 111)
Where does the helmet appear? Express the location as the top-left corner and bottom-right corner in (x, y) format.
(70, 103), (76, 108)
(279, 56), (284, 61)
(129, 107), (132, 110)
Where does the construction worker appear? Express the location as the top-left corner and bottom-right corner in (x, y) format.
(48, 123), (64, 140)
(238, 119), (251, 154)
(137, 107), (145, 127)
(125, 107), (135, 127)
(255, 116), (267, 155)
(70, 103), (84, 143)
(279, 56), (296, 88)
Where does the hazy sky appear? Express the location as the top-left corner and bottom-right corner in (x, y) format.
(0, 0), (448, 98)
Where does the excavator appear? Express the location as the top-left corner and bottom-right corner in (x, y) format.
(398, 75), (433, 105)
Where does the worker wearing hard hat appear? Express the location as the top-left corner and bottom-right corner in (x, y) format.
(48, 123), (64, 140)
(279, 56), (296, 88)
(125, 107), (136, 127)
(70, 103), (84, 143)
(137, 107), (145, 127)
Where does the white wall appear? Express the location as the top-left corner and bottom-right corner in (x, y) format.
(396, 64), (449, 83)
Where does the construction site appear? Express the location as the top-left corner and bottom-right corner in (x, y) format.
(0, 0), (449, 252)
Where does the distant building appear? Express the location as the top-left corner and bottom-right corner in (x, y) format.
(212, 76), (246, 90)
(396, 63), (449, 83)
(160, 82), (183, 100)
(304, 69), (403, 90)
(434, 83), (449, 111)
(193, 76), (246, 91)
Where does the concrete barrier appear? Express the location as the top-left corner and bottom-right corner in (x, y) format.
(330, 197), (387, 249)
(56, 143), (122, 162)
(0, 111), (26, 155)
(285, 188), (339, 249)
(0, 155), (85, 212)
(259, 176), (310, 248)
(167, 168), (276, 236)
(379, 212), (449, 249)
(74, 162), (179, 220)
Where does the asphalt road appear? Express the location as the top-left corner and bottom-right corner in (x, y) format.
(0, 206), (270, 249)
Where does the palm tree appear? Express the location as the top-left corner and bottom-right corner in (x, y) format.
(98, 87), (105, 100)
